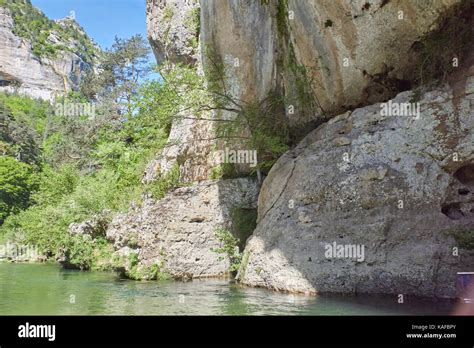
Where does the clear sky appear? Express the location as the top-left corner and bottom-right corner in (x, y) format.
(31, 0), (151, 52)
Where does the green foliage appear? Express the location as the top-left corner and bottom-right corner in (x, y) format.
(0, 93), (51, 133)
(0, 160), (146, 256)
(147, 163), (182, 200)
(276, 0), (289, 39)
(162, 6), (175, 22)
(273, 1), (328, 140)
(209, 165), (224, 180)
(286, 43), (322, 116)
(0, 35), (185, 269)
(30, 165), (78, 205)
(0, 156), (35, 224)
(209, 163), (238, 180)
(211, 228), (242, 274)
(0, 93), (53, 165)
(125, 252), (169, 280)
(86, 35), (151, 115)
(59, 235), (116, 271)
(185, 7), (200, 33)
(237, 250), (250, 281)
(200, 47), (290, 174)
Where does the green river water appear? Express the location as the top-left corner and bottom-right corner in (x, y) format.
(0, 263), (455, 315)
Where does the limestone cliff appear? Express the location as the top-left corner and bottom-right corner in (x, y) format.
(0, 1), (99, 101)
(144, 0), (214, 183)
(146, 0), (200, 66)
(131, 0), (474, 296)
(146, 0), (469, 181)
(199, 0), (466, 138)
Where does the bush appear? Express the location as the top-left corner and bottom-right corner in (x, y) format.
(59, 235), (116, 271)
(124, 252), (169, 280)
(211, 228), (242, 274)
(147, 163), (182, 199)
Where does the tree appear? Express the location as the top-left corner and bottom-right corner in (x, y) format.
(0, 156), (35, 224)
(0, 96), (43, 166)
(82, 35), (151, 116)
(149, 52), (290, 182)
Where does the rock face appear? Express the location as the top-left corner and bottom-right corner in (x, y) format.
(107, 179), (259, 279)
(145, 0), (470, 181)
(200, 0), (464, 137)
(142, 116), (216, 183)
(145, 0), (217, 183)
(146, 0), (200, 66)
(68, 210), (110, 239)
(146, 0), (466, 181)
(141, 0), (473, 297)
(0, 7), (98, 101)
(239, 69), (474, 298)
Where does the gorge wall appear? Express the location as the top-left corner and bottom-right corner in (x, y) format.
(0, 2), (98, 101)
(118, 0), (474, 297)
(199, 0), (466, 136)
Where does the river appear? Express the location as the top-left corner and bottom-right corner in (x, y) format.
(0, 263), (455, 315)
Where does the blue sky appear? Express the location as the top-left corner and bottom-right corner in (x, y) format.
(31, 0), (151, 53)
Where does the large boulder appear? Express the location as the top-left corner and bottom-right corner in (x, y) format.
(239, 68), (474, 298)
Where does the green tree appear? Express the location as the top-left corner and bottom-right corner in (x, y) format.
(82, 35), (151, 115)
(0, 93), (51, 165)
(0, 156), (35, 224)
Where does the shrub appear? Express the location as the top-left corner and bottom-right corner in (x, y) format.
(147, 163), (182, 199)
(124, 252), (169, 280)
(211, 228), (242, 274)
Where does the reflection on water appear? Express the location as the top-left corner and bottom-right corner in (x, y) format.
(0, 263), (454, 315)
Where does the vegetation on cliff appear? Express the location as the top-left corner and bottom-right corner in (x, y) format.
(0, 0), (99, 61)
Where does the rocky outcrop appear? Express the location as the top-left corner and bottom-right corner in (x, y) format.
(146, 0), (200, 66)
(107, 179), (258, 279)
(68, 210), (111, 239)
(143, 116), (216, 183)
(200, 0), (466, 137)
(239, 68), (474, 298)
(0, 6), (98, 101)
(121, 1), (260, 281)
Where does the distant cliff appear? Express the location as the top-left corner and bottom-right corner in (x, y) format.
(0, 0), (99, 101)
